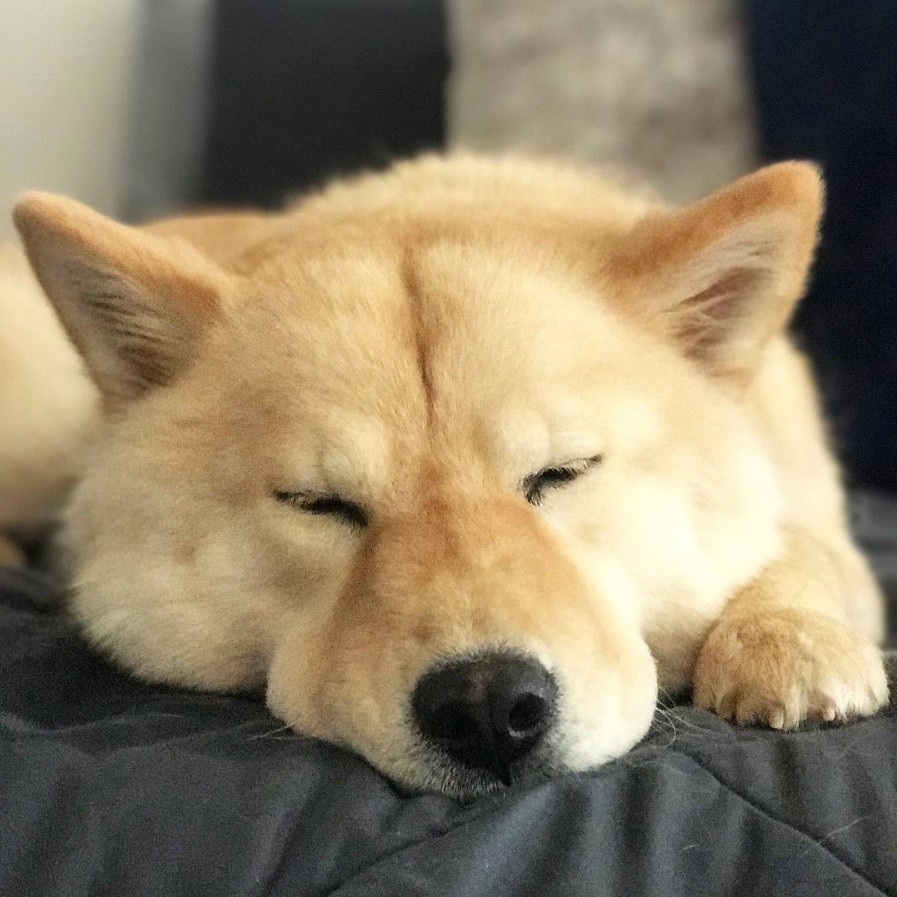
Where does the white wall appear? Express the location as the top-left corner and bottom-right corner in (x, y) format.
(0, 0), (142, 239)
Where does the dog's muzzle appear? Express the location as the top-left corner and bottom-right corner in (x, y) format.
(411, 651), (558, 785)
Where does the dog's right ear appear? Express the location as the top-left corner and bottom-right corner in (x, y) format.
(14, 192), (225, 407)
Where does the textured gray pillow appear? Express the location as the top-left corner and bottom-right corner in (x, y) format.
(448, 0), (757, 202)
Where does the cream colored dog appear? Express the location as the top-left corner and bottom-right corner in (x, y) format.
(1, 155), (888, 797)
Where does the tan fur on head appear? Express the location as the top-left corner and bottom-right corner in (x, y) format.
(7, 155), (886, 797)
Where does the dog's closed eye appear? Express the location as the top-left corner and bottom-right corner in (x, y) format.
(274, 490), (368, 529)
(273, 455), (602, 525)
(522, 455), (602, 506)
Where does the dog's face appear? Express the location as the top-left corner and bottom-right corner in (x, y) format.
(15, 157), (821, 797)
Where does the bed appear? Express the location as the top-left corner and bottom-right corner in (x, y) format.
(1, 565), (895, 897)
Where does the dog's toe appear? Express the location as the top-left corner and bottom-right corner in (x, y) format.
(692, 609), (889, 729)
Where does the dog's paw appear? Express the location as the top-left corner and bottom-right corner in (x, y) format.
(692, 609), (889, 729)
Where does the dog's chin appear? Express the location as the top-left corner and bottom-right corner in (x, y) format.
(390, 768), (504, 802)
(387, 743), (565, 802)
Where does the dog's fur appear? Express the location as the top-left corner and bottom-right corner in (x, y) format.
(1, 155), (888, 797)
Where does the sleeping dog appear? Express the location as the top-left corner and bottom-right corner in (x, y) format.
(1, 155), (887, 797)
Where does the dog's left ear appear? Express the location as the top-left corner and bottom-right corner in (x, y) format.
(15, 192), (226, 408)
(608, 162), (823, 382)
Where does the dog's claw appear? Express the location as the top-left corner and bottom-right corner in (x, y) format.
(715, 692), (735, 721)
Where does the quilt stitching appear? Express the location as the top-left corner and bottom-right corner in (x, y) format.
(317, 795), (512, 896)
(669, 750), (894, 897)
(319, 746), (896, 897)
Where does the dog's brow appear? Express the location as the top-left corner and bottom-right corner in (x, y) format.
(278, 420), (392, 499)
(493, 405), (605, 476)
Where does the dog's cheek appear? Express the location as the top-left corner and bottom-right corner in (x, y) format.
(550, 588), (659, 769)
(557, 647), (658, 771)
(265, 612), (340, 743)
(265, 614), (420, 774)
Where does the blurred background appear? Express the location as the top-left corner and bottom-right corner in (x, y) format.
(0, 1), (141, 236)
(0, 0), (894, 586)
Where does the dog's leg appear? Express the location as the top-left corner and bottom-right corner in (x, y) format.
(692, 528), (889, 728)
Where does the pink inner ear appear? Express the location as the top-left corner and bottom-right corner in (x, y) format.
(671, 267), (772, 364)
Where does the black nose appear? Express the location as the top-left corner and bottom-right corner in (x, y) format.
(411, 652), (558, 785)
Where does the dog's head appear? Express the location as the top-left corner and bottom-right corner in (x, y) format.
(15, 157), (822, 797)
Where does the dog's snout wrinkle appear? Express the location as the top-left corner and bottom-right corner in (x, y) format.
(412, 652), (557, 785)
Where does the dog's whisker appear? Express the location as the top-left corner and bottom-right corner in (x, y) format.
(247, 724), (295, 741)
